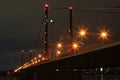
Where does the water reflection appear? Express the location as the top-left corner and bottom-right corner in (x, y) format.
(1, 67), (120, 80)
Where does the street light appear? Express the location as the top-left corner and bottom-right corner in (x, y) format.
(71, 42), (79, 53)
(57, 43), (62, 48)
(99, 29), (109, 40)
(42, 57), (45, 61)
(31, 59), (33, 62)
(78, 28), (87, 38)
(34, 57), (37, 60)
(38, 59), (41, 62)
(72, 42), (78, 49)
(35, 61), (38, 64)
(38, 54), (42, 58)
(72, 42), (79, 53)
(56, 50), (61, 56)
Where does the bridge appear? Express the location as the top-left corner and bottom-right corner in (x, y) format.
(14, 3), (120, 80)
(14, 38), (120, 80)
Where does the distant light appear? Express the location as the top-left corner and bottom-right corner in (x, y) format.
(80, 31), (85, 36)
(56, 69), (59, 71)
(45, 57), (49, 60)
(78, 28), (87, 38)
(99, 29), (109, 40)
(57, 43), (62, 48)
(50, 19), (54, 23)
(42, 57), (45, 61)
(34, 57), (37, 60)
(69, 6), (73, 10)
(21, 50), (24, 53)
(32, 62), (35, 64)
(45, 4), (48, 8)
(57, 51), (61, 55)
(29, 50), (32, 53)
(38, 59), (40, 62)
(35, 61), (38, 64)
(73, 44), (77, 49)
(73, 69), (79, 71)
(38, 54), (42, 58)
(31, 60), (33, 62)
(101, 32), (107, 38)
(100, 68), (103, 72)
(72, 42), (79, 49)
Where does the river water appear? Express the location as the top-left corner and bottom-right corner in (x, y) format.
(0, 74), (120, 80)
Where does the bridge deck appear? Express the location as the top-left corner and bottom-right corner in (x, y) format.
(22, 40), (120, 71)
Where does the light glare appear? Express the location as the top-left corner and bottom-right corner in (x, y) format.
(57, 51), (61, 55)
(45, 4), (48, 8)
(78, 28), (87, 38)
(99, 29), (109, 40)
(57, 43), (62, 48)
(72, 42), (78, 49)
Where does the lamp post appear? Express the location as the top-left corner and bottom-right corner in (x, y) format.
(72, 42), (79, 53)
(44, 3), (49, 57)
(98, 29), (109, 43)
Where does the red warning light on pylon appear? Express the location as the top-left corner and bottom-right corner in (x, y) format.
(45, 4), (48, 8)
(69, 6), (73, 10)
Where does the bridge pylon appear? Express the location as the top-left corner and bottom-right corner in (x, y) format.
(68, 6), (73, 54)
(44, 3), (49, 58)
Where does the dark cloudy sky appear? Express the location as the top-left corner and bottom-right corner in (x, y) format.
(0, 0), (120, 70)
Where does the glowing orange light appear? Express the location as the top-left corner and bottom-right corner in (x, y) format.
(38, 59), (40, 62)
(34, 57), (37, 60)
(42, 57), (45, 61)
(57, 43), (62, 48)
(57, 51), (61, 55)
(72, 42), (79, 49)
(56, 50), (61, 57)
(99, 29), (109, 40)
(38, 54), (42, 58)
(79, 28), (87, 38)
(45, 57), (49, 60)
(35, 61), (37, 64)
(32, 62), (35, 64)
(31, 60), (33, 62)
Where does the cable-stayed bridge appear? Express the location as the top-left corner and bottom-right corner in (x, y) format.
(14, 38), (120, 80)
(13, 3), (120, 80)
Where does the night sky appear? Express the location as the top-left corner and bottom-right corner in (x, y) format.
(0, 0), (120, 70)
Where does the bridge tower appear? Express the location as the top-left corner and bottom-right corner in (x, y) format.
(44, 4), (49, 57)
